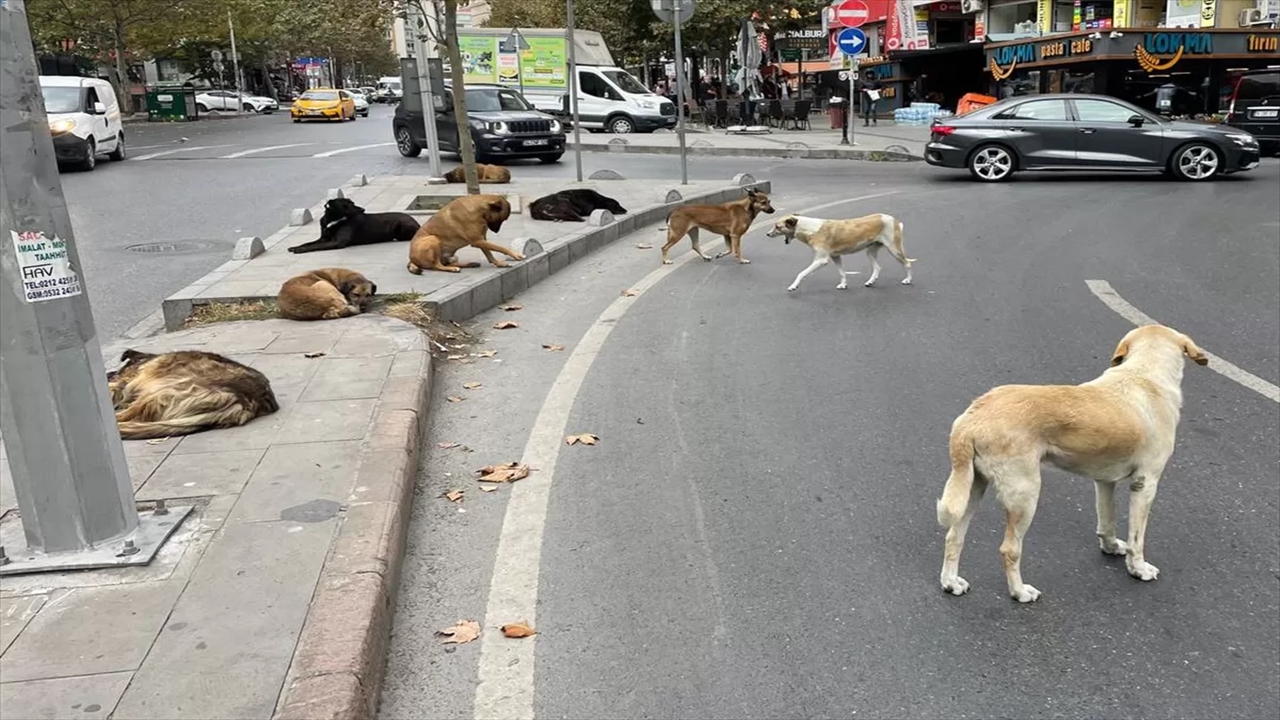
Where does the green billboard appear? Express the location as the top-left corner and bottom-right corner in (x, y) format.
(458, 34), (567, 90)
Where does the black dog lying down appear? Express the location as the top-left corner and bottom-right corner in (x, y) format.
(288, 197), (421, 254)
(529, 189), (628, 223)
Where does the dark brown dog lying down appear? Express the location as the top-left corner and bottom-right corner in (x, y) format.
(277, 267), (377, 321)
(530, 188), (628, 222)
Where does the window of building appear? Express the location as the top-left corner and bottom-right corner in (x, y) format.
(986, 0), (1038, 35)
(999, 69), (1041, 98)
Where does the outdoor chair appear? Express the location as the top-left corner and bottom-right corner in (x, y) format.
(789, 100), (812, 130)
(767, 100), (786, 128)
(712, 100), (729, 128)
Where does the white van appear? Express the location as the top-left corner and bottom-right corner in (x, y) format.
(39, 75), (125, 171)
(568, 65), (676, 134)
(375, 76), (403, 104)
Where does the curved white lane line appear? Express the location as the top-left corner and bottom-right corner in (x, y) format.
(132, 144), (236, 161)
(219, 143), (312, 159)
(1086, 279), (1279, 403)
(311, 142), (393, 158)
(472, 190), (903, 720)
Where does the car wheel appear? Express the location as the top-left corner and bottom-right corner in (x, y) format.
(538, 153), (563, 164)
(196, 103), (209, 113)
(350, 111), (357, 121)
(606, 115), (635, 134)
(108, 133), (126, 161)
(79, 139), (96, 171)
(395, 126), (422, 157)
(243, 103), (257, 113)
(1170, 143), (1222, 181)
(967, 144), (1015, 182)
(293, 117), (301, 123)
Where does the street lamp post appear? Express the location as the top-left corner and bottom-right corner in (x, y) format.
(565, 0), (584, 183)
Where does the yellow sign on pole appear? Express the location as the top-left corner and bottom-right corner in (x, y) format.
(1037, 0), (1053, 34)
(1113, 0), (1130, 27)
(1199, 0), (1217, 27)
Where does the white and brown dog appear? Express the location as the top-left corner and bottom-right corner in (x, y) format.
(765, 213), (915, 292)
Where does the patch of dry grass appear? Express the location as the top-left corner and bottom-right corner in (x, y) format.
(374, 293), (474, 354)
(183, 300), (278, 328)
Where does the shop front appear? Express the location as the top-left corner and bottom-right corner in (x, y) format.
(984, 29), (1280, 116)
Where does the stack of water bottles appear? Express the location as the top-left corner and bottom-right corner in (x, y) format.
(893, 103), (954, 126)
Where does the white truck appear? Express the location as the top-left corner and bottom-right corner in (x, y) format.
(455, 28), (675, 134)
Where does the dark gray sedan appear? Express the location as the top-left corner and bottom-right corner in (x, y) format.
(924, 93), (1262, 182)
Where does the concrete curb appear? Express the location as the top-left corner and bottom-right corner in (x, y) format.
(570, 142), (922, 162)
(274, 338), (431, 720)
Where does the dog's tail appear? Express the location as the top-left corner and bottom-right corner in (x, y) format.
(936, 424), (976, 528)
(896, 221), (917, 266)
(116, 412), (236, 440)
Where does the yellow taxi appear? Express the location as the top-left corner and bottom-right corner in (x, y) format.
(291, 88), (357, 122)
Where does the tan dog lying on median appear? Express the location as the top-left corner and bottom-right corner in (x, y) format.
(661, 187), (775, 265)
(936, 324), (1209, 603)
(277, 268), (377, 321)
(407, 194), (520, 274)
(765, 213), (915, 292)
(443, 164), (511, 184)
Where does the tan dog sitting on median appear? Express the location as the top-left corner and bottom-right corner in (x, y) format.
(765, 213), (915, 292)
(277, 267), (377, 321)
(661, 187), (775, 265)
(407, 194), (520, 274)
(443, 164), (511, 184)
(936, 324), (1209, 604)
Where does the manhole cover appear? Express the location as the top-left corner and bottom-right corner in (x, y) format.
(125, 240), (219, 254)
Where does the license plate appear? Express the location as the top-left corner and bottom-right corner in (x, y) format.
(1252, 108), (1278, 118)
(306, 110), (321, 115)
(523, 139), (549, 146)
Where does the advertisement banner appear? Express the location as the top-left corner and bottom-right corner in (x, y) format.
(885, 0), (930, 50)
(517, 37), (567, 89)
(1199, 0), (1216, 27)
(459, 36), (498, 83)
(1037, 0), (1053, 33)
(1113, 0), (1130, 27)
(1165, 0), (1201, 27)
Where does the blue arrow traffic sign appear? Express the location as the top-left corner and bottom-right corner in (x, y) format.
(836, 27), (867, 57)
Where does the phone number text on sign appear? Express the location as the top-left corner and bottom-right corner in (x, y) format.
(10, 230), (84, 303)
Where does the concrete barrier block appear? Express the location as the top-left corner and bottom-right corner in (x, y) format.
(607, 137), (630, 146)
(232, 236), (265, 261)
(500, 263), (529, 301)
(589, 169), (625, 180)
(161, 299), (194, 332)
(525, 251), (550, 286)
(349, 174), (368, 187)
(510, 237), (544, 257)
(691, 139), (714, 148)
(588, 209), (615, 226)
(732, 173), (757, 186)
(289, 208), (313, 226)
(548, 243), (571, 274)
(663, 189), (682, 203)
(469, 274), (503, 313)
(327, 187), (346, 200)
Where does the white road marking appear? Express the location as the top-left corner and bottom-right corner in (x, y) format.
(471, 189), (903, 720)
(1086, 279), (1279, 403)
(219, 143), (312, 159)
(310, 142), (393, 158)
(132, 144), (236, 161)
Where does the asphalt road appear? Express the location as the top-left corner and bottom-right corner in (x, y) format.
(379, 159), (1280, 719)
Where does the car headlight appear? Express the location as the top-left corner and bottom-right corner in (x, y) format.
(488, 121), (511, 135)
(49, 118), (76, 135)
(549, 119), (562, 133)
(1226, 133), (1258, 147)
(638, 99), (658, 110)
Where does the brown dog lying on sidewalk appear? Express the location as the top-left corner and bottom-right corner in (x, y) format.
(107, 349), (279, 440)
(443, 164), (511, 184)
(661, 187), (775, 265)
(407, 194), (520, 274)
(277, 267), (377, 320)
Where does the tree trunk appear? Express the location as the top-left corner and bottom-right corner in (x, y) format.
(443, 0), (480, 194)
(112, 19), (132, 114)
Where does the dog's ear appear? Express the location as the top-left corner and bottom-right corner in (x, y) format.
(1181, 333), (1209, 366)
(369, 282), (378, 296)
(1110, 338), (1130, 366)
(783, 216), (798, 228)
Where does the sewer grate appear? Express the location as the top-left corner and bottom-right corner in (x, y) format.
(125, 240), (219, 254)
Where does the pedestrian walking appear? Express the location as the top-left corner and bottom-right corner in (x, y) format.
(860, 71), (882, 126)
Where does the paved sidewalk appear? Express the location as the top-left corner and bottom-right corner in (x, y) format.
(0, 315), (428, 720)
(571, 121), (932, 160)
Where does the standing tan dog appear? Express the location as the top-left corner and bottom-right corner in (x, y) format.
(443, 164), (511, 184)
(765, 213), (915, 292)
(407, 194), (519, 274)
(277, 268), (377, 321)
(936, 325), (1209, 603)
(661, 187), (775, 265)
(107, 349), (279, 440)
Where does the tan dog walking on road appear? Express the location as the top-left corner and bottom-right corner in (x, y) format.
(407, 194), (520, 274)
(661, 187), (775, 265)
(766, 212), (915, 292)
(277, 268), (377, 321)
(936, 325), (1209, 603)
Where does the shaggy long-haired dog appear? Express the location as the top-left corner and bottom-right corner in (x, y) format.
(530, 188), (628, 222)
(107, 350), (280, 440)
(288, 197), (420, 254)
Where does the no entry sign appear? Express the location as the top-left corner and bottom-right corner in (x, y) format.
(834, 0), (870, 28)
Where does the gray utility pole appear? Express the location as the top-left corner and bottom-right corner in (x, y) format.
(414, 2), (442, 178)
(565, 2), (584, 183)
(228, 10), (242, 112)
(652, 0), (695, 185)
(0, 0), (190, 576)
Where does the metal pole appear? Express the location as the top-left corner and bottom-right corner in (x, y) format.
(228, 10), (242, 112)
(515, 28), (525, 97)
(565, 1), (583, 183)
(672, 3), (689, 185)
(843, 64), (857, 146)
(0, 1), (137, 556)
(414, 6), (442, 178)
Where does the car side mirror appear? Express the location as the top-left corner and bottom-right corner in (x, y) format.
(1127, 114), (1145, 127)
(93, 101), (106, 115)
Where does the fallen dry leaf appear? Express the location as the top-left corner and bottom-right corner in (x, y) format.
(436, 620), (481, 644)
(447, 354), (466, 360)
(542, 344), (565, 352)
(303, 352), (326, 359)
(479, 486), (498, 493)
(635, 243), (653, 249)
(446, 396), (466, 403)
(565, 433), (599, 446)
(500, 621), (537, 638)
(621, 289), (638, 297)
(463, 382), (483, 390)
(476, 462), (531, 483)
(437, 442), (460, 450)
(458, 358), (474, 364)
(500, 304), (524, 311)
(444, 489), (464, 503)
(493, 321), (519, 330)
(475, 350), (498, 358)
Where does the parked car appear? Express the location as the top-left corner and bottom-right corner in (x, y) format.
(375, 76), (403, 104)
(393, 83), (565, 164)
(39, 75), (126, 171)
(195, 90), (278, 114)
(1225, 68), (1279, 157)
(347, 89), (371, 117)
(290, 88), (358, 122)
(925, 93), (1261, 182)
